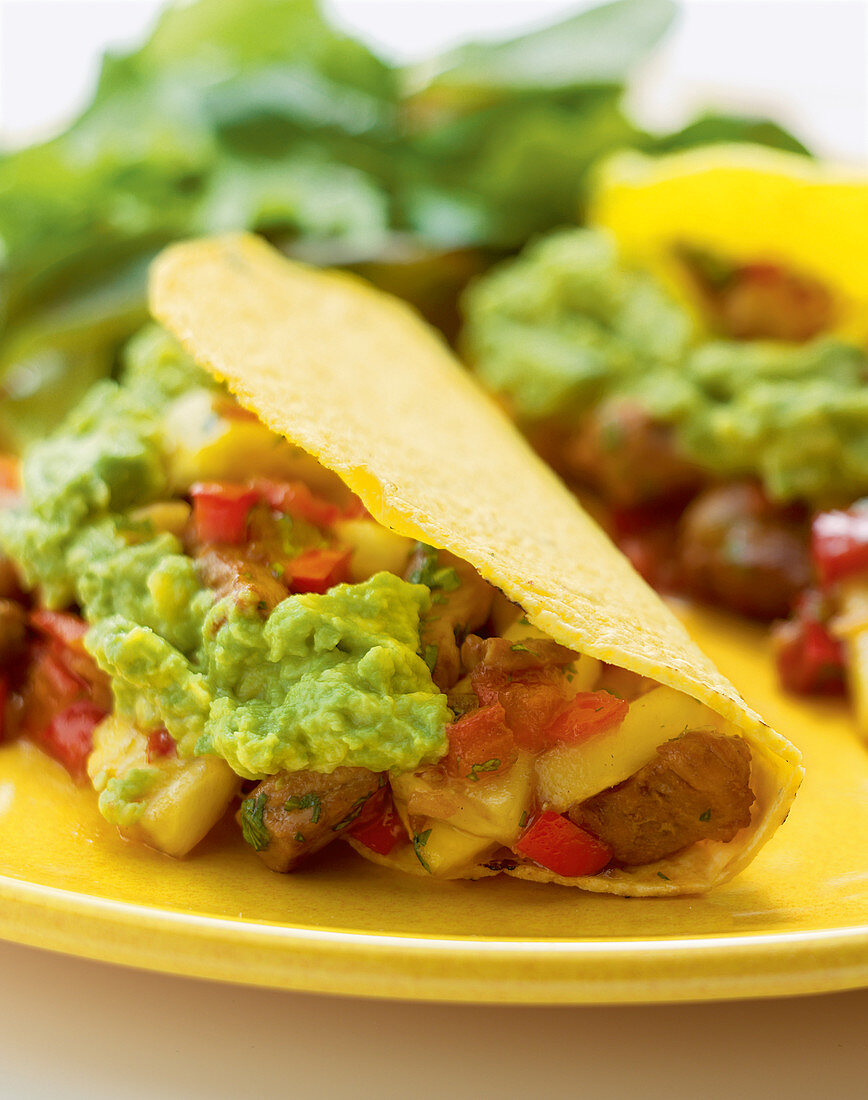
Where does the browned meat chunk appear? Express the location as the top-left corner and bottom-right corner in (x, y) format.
(0, 556), (21, 600)
(678, 482), (811, 620)
(239, 766), (381, 872)
(570, 730), (754, 866)
(196, 546), (288, 613)
(460, 633), (575, 675)
(406, 547), (495, 690)
(0, 599), (27, 663)
(540, 400), (704, 509)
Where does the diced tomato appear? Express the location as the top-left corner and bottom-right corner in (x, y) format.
(812, 505), (868, 586)
(342, 494), (370, 520)
(251, 479), (341, 528)
(41, 701), (106, 779)
(30, 609), (89, 652)
(773, 615), (846, 695)
(514, 811), (612, 877)
(190, 482), (260, 544)
(146, 727), (176, 762)
(544, 691), (629, 745)
(286, 548), (352, 594)
(349, 790), (406, 856)
(443, 702), (518, 782)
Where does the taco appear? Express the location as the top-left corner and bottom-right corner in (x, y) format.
(0, 233), (801, 896)
(462, 145), (868, 729)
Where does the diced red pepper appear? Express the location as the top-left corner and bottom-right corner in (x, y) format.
(41, 701), (107, 779)
(146, 727), (176, 762)
(251, 478), (341, 528)
(514, 811), (612, 877)
(348, 790), (406, 856)
(812, 505), (868, 586)
(286, 548), (352, 594)
(544, 691), (629, 745)
(190, 482), (260, 544)
(443, 702), (518, 782)
(773, 615), (846, 695)
(30, 609), (89, 652)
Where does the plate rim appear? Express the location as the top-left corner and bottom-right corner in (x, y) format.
(3, 872), (868, 1004)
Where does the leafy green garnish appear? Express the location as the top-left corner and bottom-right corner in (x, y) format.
(333, 795), (368, 832)
(285, 792), (322, 823)
(509, 643), (535, 654)
(408, 544), (461, 592)
(468, 758), (500, 781)
(239, 790), (270, 852)
(294, 832), (306, 843)
(413, 828), (433, 872)
(699, 808), (712, 822)
(519, 810), (528, 829)
(657, 871), (670, 881)
(423, 643), (439, 673)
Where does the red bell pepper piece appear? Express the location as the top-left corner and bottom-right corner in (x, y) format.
(514, 811), (612, 877)
(41, 701), (107, 779)
(30, 609), (89, 652)
(544, 691), (629, 745)
(773, 615), (846, 695)
(251, 479), (341, 527)
(190, 482), (260, 544)
(443, 702), (518, 782)
(286, 548), (352, 594)
(349, 791), (406, 856)
(812, 505), (868, 586)
(146, 727), (177, 762)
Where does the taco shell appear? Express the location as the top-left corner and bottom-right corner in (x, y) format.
(150, 232), (802, 896)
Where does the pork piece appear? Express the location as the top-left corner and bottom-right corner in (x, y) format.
(541, 400), (704, 509)
(678, 482), (811, 620)
(0, 599), (27, 663)
(0, 556), (21, 600)
(407, 548), (495, 690)
(240, 767), (381, 872)
(196, 546), (288, 613)
(461, 634), (575, 675)
(570, 730), (754, 866)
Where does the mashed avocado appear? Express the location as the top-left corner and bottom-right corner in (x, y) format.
(463, 228), (868, 504)
(0, 325), (449, 783)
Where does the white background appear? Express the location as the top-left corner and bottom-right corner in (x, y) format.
(1, 2), (868, 1097)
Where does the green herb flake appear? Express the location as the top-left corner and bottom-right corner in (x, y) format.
(657, 871), (670, 881)
(699, 808), (712, 822)
(413, 828), (433, 872)
(519, 810), (528, 829)
(468, 758), (501, 782)
(239, 791), (270, 852)
(519, 616), (531, 627)
(510, 642), (535, 654)
(333, 795), (368, 832)
(408, 544), (460, 593)
(424, 643), (439, 673)
(284, 792), (322, 823)
(294, 832), (306, 843)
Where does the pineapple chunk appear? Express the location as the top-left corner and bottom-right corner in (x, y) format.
(411, 820), (498, 877)
(130, 500), (191, 538)
(88, 714), (240, 857)
(535, 685), (723, 812)
(391, 752), (534, 845)
(332, 518), (414, 582)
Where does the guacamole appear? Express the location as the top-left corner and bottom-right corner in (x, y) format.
(463, 228), (868, 504)
(0, 325), (449, 783)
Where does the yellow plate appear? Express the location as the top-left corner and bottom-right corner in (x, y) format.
(1, 606), (866, 1004)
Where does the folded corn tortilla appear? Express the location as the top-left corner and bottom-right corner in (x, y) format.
(150, 232), (803, 896)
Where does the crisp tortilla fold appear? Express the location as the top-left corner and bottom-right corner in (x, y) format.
(150, 233), (802, 897)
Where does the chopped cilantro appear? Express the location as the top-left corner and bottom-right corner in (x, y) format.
(239, 791), (270, 852)
(519, 810), (528, 829)
(284, 792), (322, 823)
(509, 642), (535, 654)
(468, 758), (500, 781)
(518, 616), (531, 627)
(413, 828), (432, 872)
(424, 643), (439, 673)
(657, 871), (670, 881)
(333, 795), (368, 831)
(408, 543), (461, 592)
(699, 808), (712, 822)
(294, 832), (306, 843)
